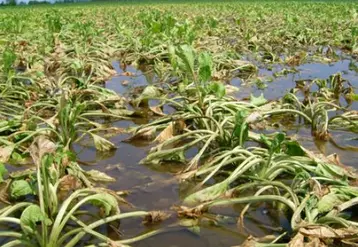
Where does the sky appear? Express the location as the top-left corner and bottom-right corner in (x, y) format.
(0, 0), (61, 4)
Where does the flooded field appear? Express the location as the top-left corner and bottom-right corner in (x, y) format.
(2, 1), (358, 247)
(73, 56), (358, 246)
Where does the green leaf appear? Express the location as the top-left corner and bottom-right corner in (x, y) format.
(250, 93), (268, 106)
(349, 93), (358, 101)
(209, 82), (226, 98)
(89, 193), (119, 215)
(168, 45), (177, 70)
(232, 111), (249, 144)
(285, 141), (305, 156)
(10, 180), (33, 199)
(20, 205), (51, 235)
(11, 151), (27, 164)
(317, 193), (348, 213)
(198, 52), (213, 82)
(271, 133), (285, 153)
(177, 45), (195, 77)
(0, 164), (8, 183)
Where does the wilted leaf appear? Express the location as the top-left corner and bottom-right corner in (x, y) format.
(9, 168), (36, 179)
(188, 226), (201, 235)
(89, 193), (119, 215)
(246, 112), (261, 123)
(10, 180), (33, 199)
(179, 218), (199, 227)
(29, 136), (56, 164)
(128, 127), (156, 141)
(85, 170), (116, 182)
(150, 106), (166, 116)
(143, 211), (171, 225)
(91, 134), (117, 151)
(250, 93), (268, 106)
(134, 86), (161, 107)
(20, 205), (51, 235)
(225, 85), (240, 94)
(141, 85), (161, 98)
(326, 154), (355, 176)
(299, 226), (358, 239)
(0, 145), (14, 163)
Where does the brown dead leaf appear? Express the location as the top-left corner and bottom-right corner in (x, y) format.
(59, 175), (82, 192)
(0, 180), (10, 204)
(310, 180), (330, 198)
(299, 226), (358, 239)
(173, 205), (205, 219)
(154, 123), (174, 143)
(154, 120), (186, 143)
(0, 146), (14, 163)
(121, 71), (134, 76)
(305, 237), (327, 247)
(289, 232), (304, 247)
(29, 136), (56, 164)
(149, 106), (166, 116)
(143, 211), (171, 225)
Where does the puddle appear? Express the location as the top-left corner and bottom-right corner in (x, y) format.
(232, 59), (358, 101)
(106, 61), (158, 96)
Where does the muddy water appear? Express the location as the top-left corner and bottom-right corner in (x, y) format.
(75, 59), (358, 246)
(233, 58), (358, 167)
